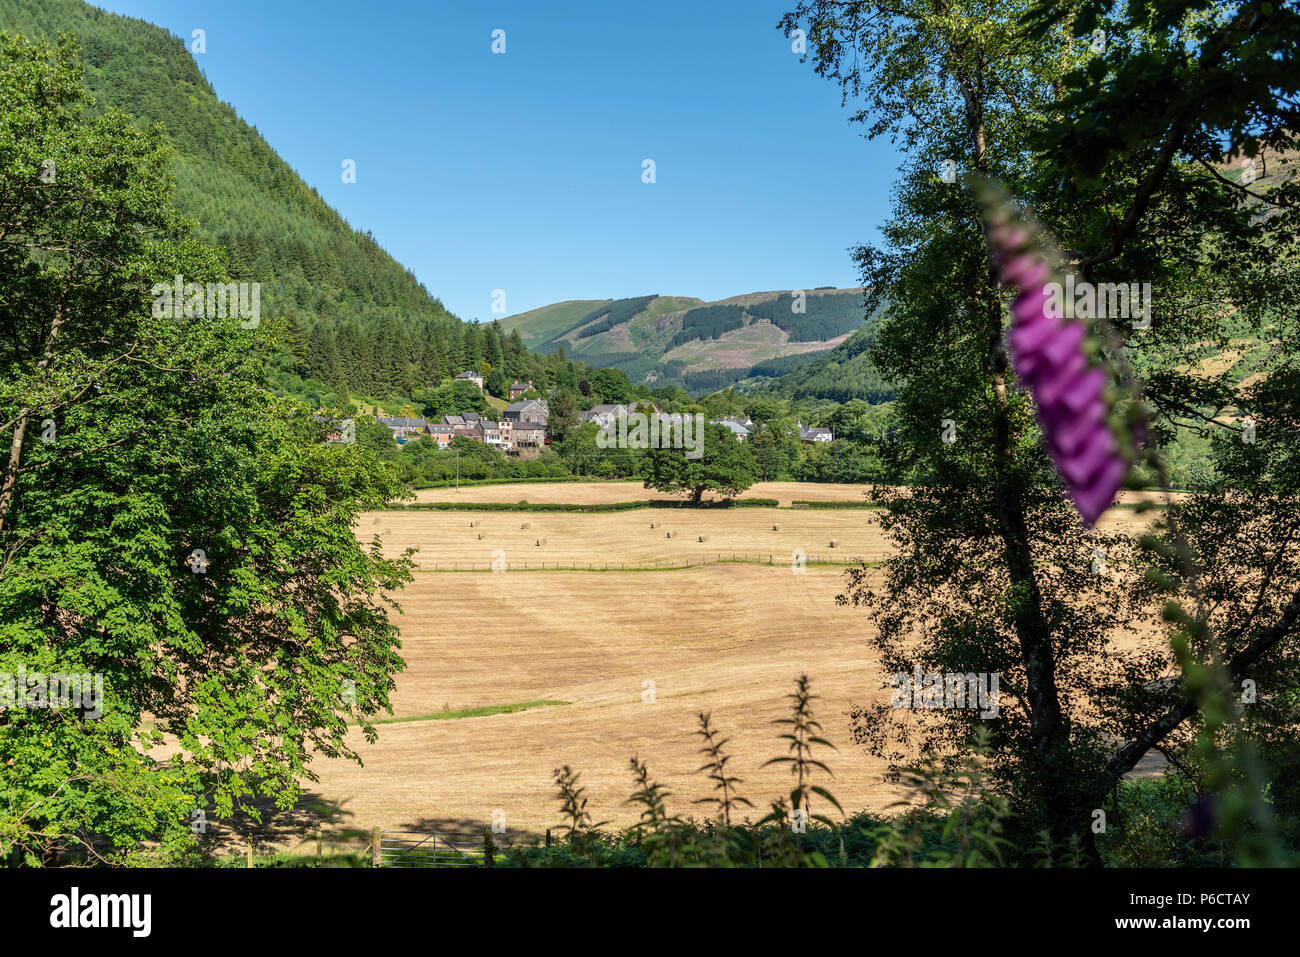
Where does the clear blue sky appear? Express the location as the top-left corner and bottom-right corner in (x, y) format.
(97, 0), (898, 321)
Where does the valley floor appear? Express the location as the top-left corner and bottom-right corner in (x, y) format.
(221, 482), (1161, 851)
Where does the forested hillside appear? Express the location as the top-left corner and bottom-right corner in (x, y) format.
(755, 314), (892, 402)
(0, 0), (575, 407)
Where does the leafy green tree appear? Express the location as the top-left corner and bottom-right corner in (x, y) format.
(0, 33), (413, 863)
(748, 428), (789, 481)
(547, 389), (580, 444)
(590, 367), (631, 404)
(412, 379), (490, 421)
(643, 423), (759, 504)
(356, 416), (400, 462)
(783, 0), (1300, 862)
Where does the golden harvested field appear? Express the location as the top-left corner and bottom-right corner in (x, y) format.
(307, 562), (904, 843)
(412, 480), (875, 507)
(359, 506), (889, 569)
(280, 484), (1160, 848)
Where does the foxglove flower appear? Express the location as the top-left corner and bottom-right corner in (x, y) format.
(976, 182), (1137, 526)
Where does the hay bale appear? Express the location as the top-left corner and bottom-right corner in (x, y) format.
(521, 522), (531, 529)
(477, 533), (483, 540)
(649, 522), (657, 529)
(469, 520), (477, 527)
(772, 523), (782, 531)
(665, 530), (675, 538)
(698, 535), (707, 542)
(829, 539), (839, 548)
(536, 537), (547, 546)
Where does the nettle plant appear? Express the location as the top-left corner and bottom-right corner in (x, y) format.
(511, 676), (1020, 868)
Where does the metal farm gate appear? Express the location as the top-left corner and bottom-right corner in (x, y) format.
(376, 829), (486, 867)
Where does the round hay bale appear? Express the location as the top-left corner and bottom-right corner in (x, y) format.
(477, 533), (483, 540)
(698, 535), (707, 542)
(829, 539), (839, 548)
(521, 522), (531, 529)
(536, 537), (546, 546)
(469, 520), (477, 527)
(772, 523), (782, 531)
(665, 530), (675, 539)
(649, 522), (657, 529)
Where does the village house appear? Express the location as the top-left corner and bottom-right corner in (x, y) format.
(454, 369), (484, 391)
(427, 423), (455, 448)
(504, 398), (549, 427)
(799, 426), (833, 443)
(508, 380), (534, 400)
(437, 413), (514, 451)
(510, 421), (546, 449)
(579, 403), (627, 428)
(312, 414), (348, 442)
(710, 418), (750, 441)
(377, 415), (430, 442)
(718, 414), (754, 430)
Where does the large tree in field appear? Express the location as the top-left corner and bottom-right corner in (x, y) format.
(780, 0), (1300, 861)
(0, 33), (414, 864)
(643, 422), (759, 504)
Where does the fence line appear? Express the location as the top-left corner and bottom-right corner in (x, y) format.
(412, 552), (877, 573)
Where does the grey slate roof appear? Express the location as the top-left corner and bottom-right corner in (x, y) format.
(377, 416), (429, 429)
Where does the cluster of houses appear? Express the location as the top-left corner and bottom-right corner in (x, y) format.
(371, 369), (834, 454)
(574, 407), (832, 444)
(578, 402), (702, 434)
(369, 370), (551, 453)
(376, 394), (551, 454)
(452, 370), (536, 402)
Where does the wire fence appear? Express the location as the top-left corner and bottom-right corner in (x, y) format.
(415, 552), (879, 572)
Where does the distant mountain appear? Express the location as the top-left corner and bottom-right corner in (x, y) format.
(499, 288), (873, 393)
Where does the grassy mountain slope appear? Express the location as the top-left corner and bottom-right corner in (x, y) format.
(496, 300), (612, 346)
(502, 287), (871, 392)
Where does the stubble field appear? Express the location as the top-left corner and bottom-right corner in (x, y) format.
(288, 483), (1155, 848)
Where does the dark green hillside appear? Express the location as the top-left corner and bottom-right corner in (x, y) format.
(502, 288), (873, 392)
(0, 0), (570, 405)
(759, 317), (893, 403)
(747, 290), (867, 341)
(1, 0), (448, 321)
(668, 304), (747, 347)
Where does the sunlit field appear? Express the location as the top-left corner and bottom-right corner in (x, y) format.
(274, 484), (1161, 844)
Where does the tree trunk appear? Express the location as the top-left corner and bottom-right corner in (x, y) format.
(961, 65), (1090, 859)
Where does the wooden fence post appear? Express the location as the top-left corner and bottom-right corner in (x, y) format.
(484, 827), (495, 868)
(372, 827), (382, 867)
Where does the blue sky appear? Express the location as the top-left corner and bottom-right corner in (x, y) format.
(97, 0), (899, 321)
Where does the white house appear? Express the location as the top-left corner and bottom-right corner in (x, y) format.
(710, 418), (750, 441)
(454, 369), (484, 391)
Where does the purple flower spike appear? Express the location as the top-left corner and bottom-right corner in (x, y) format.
(976, 183), (1136, 527)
